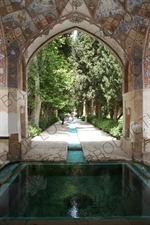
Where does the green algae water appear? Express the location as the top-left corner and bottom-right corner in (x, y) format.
(0, 162), (150, 220)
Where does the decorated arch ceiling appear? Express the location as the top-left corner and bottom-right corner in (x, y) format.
(0, 0), (150, 89)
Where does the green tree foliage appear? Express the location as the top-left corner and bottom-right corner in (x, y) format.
(28, 35), (73, 126)
(70, 31), (122, 119)
(28, 30), (122, 133)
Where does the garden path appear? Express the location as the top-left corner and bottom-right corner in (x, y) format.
(22, 118), (131, 162)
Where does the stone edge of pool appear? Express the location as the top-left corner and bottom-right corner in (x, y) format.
(0, 219), (150, 225)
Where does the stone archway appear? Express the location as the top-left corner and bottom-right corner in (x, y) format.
(0, 0), (150, 164)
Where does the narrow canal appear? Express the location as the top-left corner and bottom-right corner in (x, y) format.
(67, 121), (85, 162)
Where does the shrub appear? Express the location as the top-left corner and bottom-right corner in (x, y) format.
(39, 116), (59, 131)
(28, 123), (42, 137)
(81, 116), (85, 121)
(28, 116), (59, 137)
(87, 115), (96, 123)
(87, 115), (123, 139)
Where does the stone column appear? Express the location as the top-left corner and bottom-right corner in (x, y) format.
(0, 88), (9, 165)
(121, 89), (143, 159)
(0, 22), (9, 165)
(142, 30), (150, 166)
(6, 88), (28, 161)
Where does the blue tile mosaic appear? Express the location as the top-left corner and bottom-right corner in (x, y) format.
(115, 15), (149, 34)
(126, 0), (150, 12)
(7, 41), (20, 88)
(27, 0), (57, 19)
(2, 10), (37, 33)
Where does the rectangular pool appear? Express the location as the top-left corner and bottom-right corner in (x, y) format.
(0, 162), (150, 221)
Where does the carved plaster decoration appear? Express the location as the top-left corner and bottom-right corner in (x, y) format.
(69, 13), (83, 23)
(71, 0), (83, 9)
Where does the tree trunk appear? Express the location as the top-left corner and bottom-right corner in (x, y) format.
(77, 105), (82, 117)
(43, 105), (53, 119)
(85, 102), (88, 115)
(30, 56), (41, 126)
(113, 102), (118, 121)
(55, 109), (58, 117)
(96, 101), (101, 118)
(83, 100), (86, 116)
(90, 98), (94, 115)
(110, 108), (114, 119)
(30, 96), (41, 125)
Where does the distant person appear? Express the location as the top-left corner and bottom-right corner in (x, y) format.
(71, 113), (74, 121)
(68, 113), (73, 123)
(60, 113), (65, 125)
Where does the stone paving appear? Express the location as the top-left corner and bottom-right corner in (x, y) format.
(22, 118), (132, 162)
(76, 119), (132, 162)
(22, 121), (69, 161)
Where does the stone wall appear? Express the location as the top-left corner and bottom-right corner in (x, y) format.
(0, 139), (8, 166)
(8, 134), (21, 161)
(122, 89), (143, 155)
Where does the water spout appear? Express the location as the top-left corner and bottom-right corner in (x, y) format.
(69, 197), (79, 218)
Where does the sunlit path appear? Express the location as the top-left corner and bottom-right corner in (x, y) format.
(22, 118), (131, 162)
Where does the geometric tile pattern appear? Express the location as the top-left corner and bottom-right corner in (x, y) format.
(144, 29), (150, 88)
(0, 22), (6, 86)
(0, 0), (149, 88)
(126, 0), (149, 12)
(131, 44), (143, 89)
(7, 41), (20, 87)
(95, 0), (123, 19)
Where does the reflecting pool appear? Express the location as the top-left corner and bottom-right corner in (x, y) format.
(0, 162), (150, 220)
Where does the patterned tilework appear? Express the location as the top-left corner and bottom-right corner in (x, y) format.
(0, 22), (6, 86)
(93, 0), (150, 59)
(83, 0), (99, 19)
(2, 10), (37, 33)
(131, 44), (143, 89)
(55, 0), (72, 17)
(144, 30), (150, 88)
(27, 0), (57, 18)
(0, 0), (149, 55)
(0, 0), (149, 89)
(7, 41), (20, 87)
(115, 16), (149, 34)
(95, 0), (123, 19)
(10, 0), (26, 8)
(126, 0), (149, 13)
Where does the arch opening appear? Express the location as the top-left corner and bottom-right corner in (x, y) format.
(0, 1), (150, 165)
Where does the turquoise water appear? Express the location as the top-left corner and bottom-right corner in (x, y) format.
(67, 121), (84, 162)
(68, 122), (81, 149)
(67, 150), (85, 162)
(0, 162), (150, 220)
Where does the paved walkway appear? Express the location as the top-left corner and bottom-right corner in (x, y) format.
(22, 118), (132, 162)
